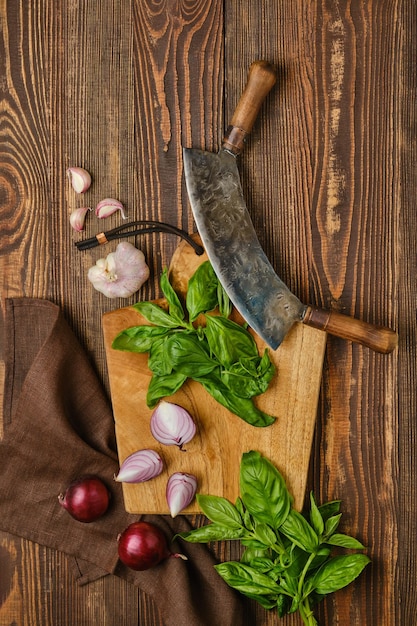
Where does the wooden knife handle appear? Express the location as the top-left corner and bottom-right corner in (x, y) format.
(303, 306), (398, 354)
(222, 60), (277, 156)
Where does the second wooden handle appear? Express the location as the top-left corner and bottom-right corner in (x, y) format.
(303, 306), (398, 354)
(222, 60), (277, 156)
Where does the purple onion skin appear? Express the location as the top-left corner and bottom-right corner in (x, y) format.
(117, 522), (188, 570)
(58, 475), (110, 523)
(115, 449), (163, 483)
(166, 472), (197, 517)
(150, 401), (196, 449)
(117, 522), (171, 570)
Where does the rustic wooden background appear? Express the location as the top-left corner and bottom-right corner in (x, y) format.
(0, 1), (415, 624)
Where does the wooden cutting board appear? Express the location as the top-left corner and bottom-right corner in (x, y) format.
(102, 237), (327, 514)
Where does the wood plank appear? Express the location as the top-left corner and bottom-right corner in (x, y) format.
(223, 2), (402, 625)
(397, 1), (417, 624)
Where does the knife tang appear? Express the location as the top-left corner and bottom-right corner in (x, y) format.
(303, 306), (398, 354)
(222, 60), (277, 156)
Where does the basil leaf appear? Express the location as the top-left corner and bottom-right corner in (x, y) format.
(178, 522), (245, 543)
(324, 513), (342, 538)
(160, 268), (185, 322)
(240, 538), (272, 550)
(240, 547), (270, 564)
(280, 510), (319, 552)
(214, 561), (282, 596)
(222, 354), (275, 398)
(148, 337), (172, 375)
(285, 546), (310, 578)
(235, 497), (245, 518)
(205, 316), (258, 368)
(146, 371), (187, 408)
(253, 522), (278, 548)
(258, 349), (276, 383)
(243, 508), (254, 531)
(280, 571), (299, 596)
(277, 594), (292, 618)
(195, 376), (275, 427)
(318, 500), (341, 521)
(133, 302), (181, 328)
(325, 533), (366, 550)
(196, 494), (243, 528)
(245, 593), (277, 611)
(310, 554), (370, 595)
(165, 332), (218, 376)
(239, 451), (291, 529)
(217, 282), (232, 318)
(112, 325), (170, 353)
(246, 556), (275, 572)
(186, 261), (219, 321)
(309, 492), (325, 536)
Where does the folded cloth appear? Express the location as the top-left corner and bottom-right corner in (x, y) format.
(0, 298), (247, 626)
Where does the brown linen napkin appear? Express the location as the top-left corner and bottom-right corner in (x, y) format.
(0, 298), (247, 626)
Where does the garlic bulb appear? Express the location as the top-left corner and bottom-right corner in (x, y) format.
(88, 242), (149, 298)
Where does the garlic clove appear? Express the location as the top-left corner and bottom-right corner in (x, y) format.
(67, 167), (92, 193)
(69, 207), (92, 232)
(115, 449), (164, 483)
(95, 198), (127, 219)
(166, 472), (197, 517)
(150, 401), (196, 449)
(87, 241), (149, 298)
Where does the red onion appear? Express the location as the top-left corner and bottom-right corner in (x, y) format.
(166, 472), (197, 517)
(58, 475), (110, 523)
(117, 521), (187, 571)
(114, 449), (163, 483)
(150, 401), (196, 449)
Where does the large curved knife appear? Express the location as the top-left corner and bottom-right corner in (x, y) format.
(183, 61), (398, 354)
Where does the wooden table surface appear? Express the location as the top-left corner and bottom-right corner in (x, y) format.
(0, 2), (415, 625)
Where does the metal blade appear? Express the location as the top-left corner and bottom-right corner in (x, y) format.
(183, 147), (306, 350)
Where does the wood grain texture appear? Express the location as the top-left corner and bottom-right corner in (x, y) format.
(0, 0), (413, 624)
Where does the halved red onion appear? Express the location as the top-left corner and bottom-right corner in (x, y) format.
(166, 472), (197, 517)
(150, 401), (196, 449)
(115, 449), (163, 483)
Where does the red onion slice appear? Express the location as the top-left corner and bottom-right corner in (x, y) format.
(150, 401), (196, 449)
(166, 472), (197, 517)
(115, 449), (164, 483)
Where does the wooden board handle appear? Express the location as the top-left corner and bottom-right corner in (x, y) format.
(303, 306), (398, 354)
(222, 60), (277, 156)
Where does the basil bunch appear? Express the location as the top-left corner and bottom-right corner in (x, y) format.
(112, 262), (276, 427)
(178, 451), (370, 625)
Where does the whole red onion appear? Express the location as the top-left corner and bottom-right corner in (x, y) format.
(117, 521), (187, 571)
(58, 475), (110, 523)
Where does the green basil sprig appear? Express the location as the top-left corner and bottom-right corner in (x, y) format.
(112, 262), (276, 427)
(178, 451), (370, 625)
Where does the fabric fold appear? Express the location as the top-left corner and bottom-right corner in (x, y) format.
(0, 298), (247, 626)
